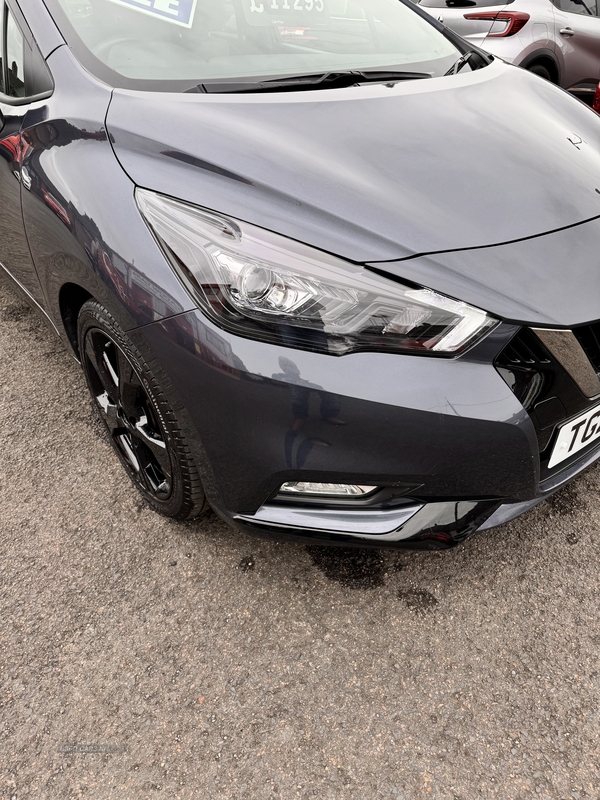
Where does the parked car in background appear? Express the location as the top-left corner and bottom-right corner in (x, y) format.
(419, 0), (600, 103)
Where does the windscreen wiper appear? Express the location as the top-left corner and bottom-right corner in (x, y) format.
(188, 70), (432, 95)
(444, 50), (493, 76)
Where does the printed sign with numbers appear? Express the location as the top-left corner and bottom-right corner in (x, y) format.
(106, 0), (198, 28)
(240, 0), (328, 26)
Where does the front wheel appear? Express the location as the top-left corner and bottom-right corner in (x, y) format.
(78, 300), (206, 520)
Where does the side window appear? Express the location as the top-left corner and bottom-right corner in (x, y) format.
(0, 4), (53, 100)
(6, 9), (25, 97)
(557, 0), (598, 15)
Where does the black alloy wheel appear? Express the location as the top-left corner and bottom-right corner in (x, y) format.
(85, 328), (172, 499)
(78, 300), (206, 519)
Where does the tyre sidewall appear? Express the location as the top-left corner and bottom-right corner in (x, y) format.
(77, 301), (203, 519)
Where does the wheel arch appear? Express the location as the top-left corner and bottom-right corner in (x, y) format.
(57, 275), (142, 362)
(518, 49), (560, 84)
(58, 282), (94, 360)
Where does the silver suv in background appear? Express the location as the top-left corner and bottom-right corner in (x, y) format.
(419, 0), (600, 102)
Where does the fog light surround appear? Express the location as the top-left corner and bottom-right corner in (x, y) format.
(280, 482), (379, 497)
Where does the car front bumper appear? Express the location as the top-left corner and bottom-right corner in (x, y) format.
(137, 311), (600, 548)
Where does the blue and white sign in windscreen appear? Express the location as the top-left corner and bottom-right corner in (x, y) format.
(107, 0), (198, 27)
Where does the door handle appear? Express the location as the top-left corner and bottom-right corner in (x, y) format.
(0, 110), (4, 136)
(560, 27), (575, 36)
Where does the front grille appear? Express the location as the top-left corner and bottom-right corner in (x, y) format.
(495, 329), (554, 416)
(500, 332), (552, 369)
(495, 329), (595, 473)
(573, 324), (600, 374)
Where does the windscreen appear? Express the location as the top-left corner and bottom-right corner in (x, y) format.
(48, 0), (461, 87)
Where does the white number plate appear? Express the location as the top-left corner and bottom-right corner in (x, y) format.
(548, 403), (600, 468)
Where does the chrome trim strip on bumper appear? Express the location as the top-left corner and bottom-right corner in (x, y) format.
(477, 497), (546, 531)
(235, 503), (424, 538)
(235, 501), (483, 543)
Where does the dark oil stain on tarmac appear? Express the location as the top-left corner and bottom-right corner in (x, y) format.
(546, 482), (580, 517)
(306, 546), (385, 589)
(238, 555), (256, 573)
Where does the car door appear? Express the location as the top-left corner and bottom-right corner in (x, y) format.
(553, 0), (600, 89)
(0, 0), (52, 306)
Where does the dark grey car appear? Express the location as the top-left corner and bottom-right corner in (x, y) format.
(2, 0), (600, 549)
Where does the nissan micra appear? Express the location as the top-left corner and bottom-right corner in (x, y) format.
(2, 0), (600, 549)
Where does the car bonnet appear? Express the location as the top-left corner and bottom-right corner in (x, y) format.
(107, 60), (600, 324)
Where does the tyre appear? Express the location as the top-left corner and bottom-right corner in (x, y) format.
(77, 299), (206, 520)
(527, 63), (552, 82)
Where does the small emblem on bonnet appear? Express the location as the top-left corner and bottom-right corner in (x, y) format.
(567, 134), (584, 149)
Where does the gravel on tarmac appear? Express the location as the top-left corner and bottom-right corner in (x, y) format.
(1, 276), (599, 800)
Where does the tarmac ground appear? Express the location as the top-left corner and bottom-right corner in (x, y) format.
(1, 276), (599, 800)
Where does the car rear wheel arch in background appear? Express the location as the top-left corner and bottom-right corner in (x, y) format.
(527, 62), (553, 80)
(519, 51), (560, 83)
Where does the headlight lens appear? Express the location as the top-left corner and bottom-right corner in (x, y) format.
(137, 189), (498, 356)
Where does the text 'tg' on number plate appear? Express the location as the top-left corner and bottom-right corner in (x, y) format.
(548, 403), (600, 469)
